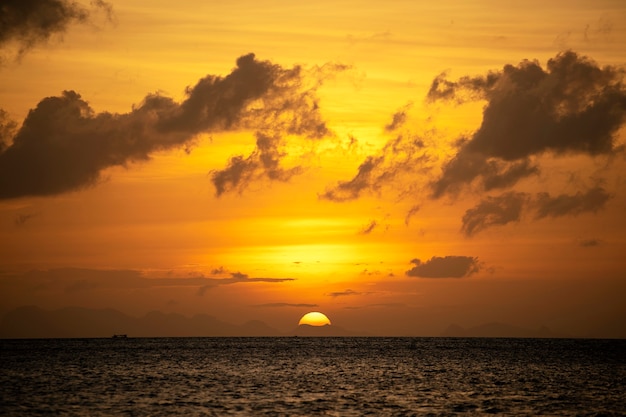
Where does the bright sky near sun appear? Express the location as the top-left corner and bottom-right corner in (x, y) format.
(1, 0), (625, 337)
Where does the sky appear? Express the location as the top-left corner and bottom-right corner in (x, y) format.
(1, 0), (625, 337)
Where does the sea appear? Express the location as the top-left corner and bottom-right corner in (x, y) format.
(1, 337), (624, 416)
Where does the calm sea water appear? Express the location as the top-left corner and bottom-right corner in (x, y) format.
(1, 337), (624, 416)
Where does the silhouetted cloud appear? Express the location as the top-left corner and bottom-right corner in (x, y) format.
(211, 132), (303, 196)
(430, 51), (626, 197)
(461, 192), (528, 236)
(0, 268), (293, 297)
(384, 104), (411, 132)
(533, 186), (611, 219)
(253, 303), (318, 308)
(460, 186), (611, 235)
(0, 110), (17, 152)
(0, 54), (337, 199)
(579, 238), (601, 247)
(0, 0), (114, 62)
(406, 256), (480, 278)
(320, 155), (384, 201)
(326, 51), (623, 236)
(404, 205), (420, 226)
(359, 220), (378, 235)
(196, 271), (294, 295)
(327, 289), (363, 297)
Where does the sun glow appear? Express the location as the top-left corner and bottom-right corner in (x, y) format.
(298, 312), (331, 326)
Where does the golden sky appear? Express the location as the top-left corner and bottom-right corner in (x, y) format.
(1, 0), (625, 337)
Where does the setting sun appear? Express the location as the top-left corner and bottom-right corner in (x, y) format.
(298, 312), (332, 327)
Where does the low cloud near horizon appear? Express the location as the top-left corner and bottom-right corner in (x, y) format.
(0, 267), (295, 298)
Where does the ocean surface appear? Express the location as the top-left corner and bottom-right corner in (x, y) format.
(1, 337), (624, 416)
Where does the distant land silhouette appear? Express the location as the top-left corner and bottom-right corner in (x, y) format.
(440, 322), (570, 338)
(0, 306), (373, 338)
(1, 306), (623, 338)
(0, 306), (283, 338)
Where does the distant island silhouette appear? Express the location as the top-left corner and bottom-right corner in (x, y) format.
(1, 306), (622, 338)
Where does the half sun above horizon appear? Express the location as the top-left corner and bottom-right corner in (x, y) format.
(298, 312), (332, 326)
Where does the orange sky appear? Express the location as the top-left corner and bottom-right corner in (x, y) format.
(1, 0), (625, 337)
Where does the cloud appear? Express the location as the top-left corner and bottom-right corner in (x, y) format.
(404, 205), (420, 226)
(211, 132), (303, 196)
(0, 54), (338, 199)
(320, 155), (385, 201)
(321, 135), (431, 202)
(359, 220), (378, 235)
(327, 289), (363, 297)
(0, 267), (293, 296)
(14, 212), (37, 226)
(430, 51), (626, 197)
(0, 110), (18, 152)
(461, 187), (611, 235)
(384, 104), (412, 132)
(325, 51), (623, 236)
(0, 0), (114, 62)
(579, 238), (601, 247)
(196, 271), (294, 296)
(406, 256), (480, 278)
(461, 192), (529, 236)
(533, 186), (611, 219)
(252, 302), (318, 308)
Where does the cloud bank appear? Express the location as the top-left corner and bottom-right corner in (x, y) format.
(0, 54), (336, 199)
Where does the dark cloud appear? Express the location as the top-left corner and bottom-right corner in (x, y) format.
(432, 152), (540, 198)
(461, 187), (610, 235)
(252, 303), (318, 308)
(0, 0), (114, 62)
(328, 51), (622, 236)
(406, 256), (480, 278)
(461, 192), (528, 236)
(211, 132), (303, 196)
(197, 271), (294, 296)
(0, 267), (293, 296)
(359, 220), (378, 235)
(430, 51), (626, 197)
(404, 205), (420, 226)
(320, 155), (384, 201)
(0, 110), (18, 152)
(579, 238), (601, 247)
(327, 289), (363, 297)
(210, 62), (348, 196)
(384, 104), (412, 132)
(0, 54), (336, 199)
(533, 186), (611, 219)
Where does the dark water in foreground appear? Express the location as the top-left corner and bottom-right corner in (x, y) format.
(1, 337), (624, 416)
